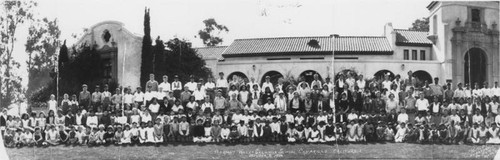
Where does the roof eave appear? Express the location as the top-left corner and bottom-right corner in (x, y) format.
(395, 42), (433, 47)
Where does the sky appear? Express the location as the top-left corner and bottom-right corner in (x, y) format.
(10, 0), (432, 87)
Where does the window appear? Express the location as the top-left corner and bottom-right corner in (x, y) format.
(412, 50), (417, 60)
(432, 15), (437, 35)
(420, 50), (426, 60)
(471, 9), (481, 22)
(404, 50), (409, 60)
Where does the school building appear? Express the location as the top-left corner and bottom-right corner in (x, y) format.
(72, 1), (499, 89)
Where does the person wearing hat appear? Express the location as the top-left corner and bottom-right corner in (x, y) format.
(146, 73), (159, 92)
(101, 84), (112, 110)
(262, 76), (274, 93)
(185, 75), (198, 93)
(79, 84), (91, 110)
(172, 75), (183, 99)
(216, 72), (229, 98)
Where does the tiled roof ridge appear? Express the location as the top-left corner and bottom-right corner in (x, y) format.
(233, 35), (386, 41)
(193, 46), (228, 49)
(393, 29), (429, 33)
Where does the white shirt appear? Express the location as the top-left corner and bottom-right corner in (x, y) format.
(397, 113), (409, 124)
(491, 102), (499, 114)
(172, 81), (182, 90)
(144, 91), (155, 101)
(201, 102), (214, 112)
(472, 89), (483, 98)
(495, 115), (500, 124)
(193, 89), (206, 101)
(382, 80), (392, 91)
(204, 82), (215, 90)
(263, 103), (275, 111)
(184, 82), (198, 92)
(472, 115), (484, 124)
(48, 100), (58, 113)
(416, 98), (429, 111)
(134, 92), (144, 102)
(356, 80), (366, 91)
(262, 82), (274, 92)
(124, 94), (134, 104)
(86, 116), (98, 127)
(159, 82), (171, 95)
(149, 103), (160, 113)
(494, 87), (500, 97)
(216, 78), (228, 88)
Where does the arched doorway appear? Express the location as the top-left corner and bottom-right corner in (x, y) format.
(261, 71), (284, 86)
(374, 70), (395, 81)
(412, 70), (432, 85)
(464, 48), (487, 87)
(335, 69), (358, 79)
(227, 72), (248, 82)
(299, 70), (323, 85)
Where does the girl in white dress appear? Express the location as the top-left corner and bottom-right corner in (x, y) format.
(47, 94), (58, 115)
(121, 125), (132, 144)
(145, 121), (156, 143)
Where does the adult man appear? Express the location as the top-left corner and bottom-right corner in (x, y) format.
(415, 93), (429, 115)
(429, 77), (444, 101)
(444, 83), (454, 102)
(262, 76), (274, 93)
(184, 75), (198, 92)
(172, 75), (182, 98)
(145, 73), (159, 92)
(216, 72), (229, 98)
(158, 75), (171, 98)
(79, 84), (91, 110)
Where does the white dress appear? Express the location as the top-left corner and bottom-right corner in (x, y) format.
(121, 130), (132, 144)
(145, 127), (155, 143)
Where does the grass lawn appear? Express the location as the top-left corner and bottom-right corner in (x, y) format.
(4, 142), (500, 160)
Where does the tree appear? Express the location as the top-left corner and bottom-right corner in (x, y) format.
(140, 7), (153, 88)
(197, 18), (229, 46)
(0, 0), (37, 108)
(409, 17), (429, 32)
(25, 17), (61, 97)
(153, 36), (165, 80)
(163, 38), (212, 82)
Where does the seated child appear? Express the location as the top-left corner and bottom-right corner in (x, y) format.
(335, 123), (345, 143)
(192, 119), (205, 143)
(478, 123), (489, 144)
(202, 121), (212, 143)
(469, 123), (479, 144)
(88, 127), (99, 146)
(324, 120), (336, 142)
(103, 126), (116, 145)
(45, 125), (60, 146)
(262, 121), (273, 142)
(438, 124), (449, 144)
(287, 124), (297, 143)
(58, 126), (69, 145)
(121, 125), (132, 144)
(114, 126), (124, 144)
(33, 127), (44, 146)
(153, 118), (164, 143)
(384, 123), (395, 142)
(347, 120), (358, 142)
(394, 123), (407, 143)
(210, 121), (221, 143)
(67, 126), (78, 145)
(307, 125), (320, 143)
(487, 123), (500, 144)
(145, 121), (156, 144)
(96, 125), (106, 145)
(229, 125), (240, 143)
(220, 123), (230, 142)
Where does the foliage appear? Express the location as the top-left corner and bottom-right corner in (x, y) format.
(29, 44), (118, 103)
(25, 17), (61, 96)
(140, 7), (153, 88)
(197, 18), (229, 46)
(162, 38), (212, 82)
(409, 17), (429, 32)
(0, 0), (37, 108)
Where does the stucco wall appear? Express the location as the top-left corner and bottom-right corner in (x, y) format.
(75, 21), (143, 89)
(214, 56), (441, 84)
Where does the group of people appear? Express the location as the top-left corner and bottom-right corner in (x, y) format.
(2, 70), (500, 147)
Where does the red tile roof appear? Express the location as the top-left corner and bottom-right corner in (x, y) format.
(394, 29), (433, 46)
(194, 46), (227, 60)
(221, 36), (393, 57)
